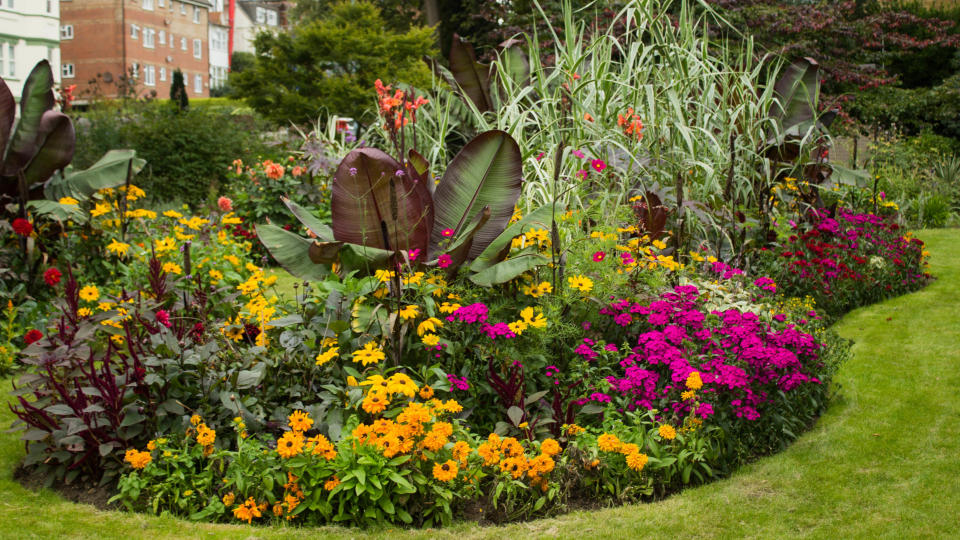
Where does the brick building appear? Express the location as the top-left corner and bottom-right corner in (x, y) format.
(60, 0), (212, 102)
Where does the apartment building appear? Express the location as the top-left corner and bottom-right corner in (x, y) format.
(0, 0), (61, 100)
(208, 0), (228, 91)
(232, 1), (280, 55)
(60, 0), (212, 101)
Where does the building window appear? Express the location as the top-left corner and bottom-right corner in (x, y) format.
(267, 10), (278, 26)
(193, 6), (200, 23)
(256, 7), (266, 24)
(194, 74), (202, 94)
(6, 43), (13, 78)
(169, 33), (174, 48)
(210, 65), (227, 89)
(144, 28), (155, 48)
(62, 63), (75, 79)
(159, 67), (166, 81)
(193, 39), (201, 59)
(144, 65), (156, 86)
(0, 1), (13, 9)
(180, 37), (186, 51)
(142, 0), (153, 10)
(214, 0), (223, 12)
(180, 2), (186, 15)
(159, 30), (165, 45)
(47, 0), (54, 13)
(131, 62), (139, 80)
(60, 25), (74, 40)
(131, 24), (139, 40)
(158, 0), (165, 7)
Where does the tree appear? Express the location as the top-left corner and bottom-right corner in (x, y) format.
(232, 1), (437, 126)
(170, 68), (189, 111)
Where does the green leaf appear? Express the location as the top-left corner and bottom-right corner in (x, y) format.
(471, 204), (555, 272)
(44, 404), (74, 415)
(506, 406), (524, 426)
(355, 467), (366, 487)
(378, 497), (395, 514)
(255, 222), (331, 281)
(442, 205), (490, 271)
(432, 130), (522, 260)
(26, 200), (86, 223)
(469, 253), (547, 287)
(282, 197), (333, 240)
(397, 508), (413, 524)
(44, 149), (144, 201)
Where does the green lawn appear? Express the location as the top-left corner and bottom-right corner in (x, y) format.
(1, 230), (958, 539)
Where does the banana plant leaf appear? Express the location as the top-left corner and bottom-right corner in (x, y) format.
(282, 196), (333, 241)
(448, 33), (493, 113)
(255, 222), (331, 281)
(469, 252), (548, 287)
(309, 241), (395, 273)
(44, 149), (144, 201)
(470, 204), (555, 273)
(0, 79), (14, 158)
(331, 147), (433, 254)
(25, 199), (86, 223)
(407, 149), (433, 195)
(3, 60), (57, 177)
(431, 130), (522, 260)
(23, 111), (75, 192)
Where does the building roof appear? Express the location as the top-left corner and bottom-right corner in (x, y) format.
(236, 0), (279, 22)
(182, 0), (214, 8)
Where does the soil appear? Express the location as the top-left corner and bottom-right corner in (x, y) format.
(14, 464), (117, 510)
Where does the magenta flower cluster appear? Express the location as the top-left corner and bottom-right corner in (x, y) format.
(589, 285), (822, 421)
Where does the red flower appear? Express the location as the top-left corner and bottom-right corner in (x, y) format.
(23, 329), (43, 345)
(12, 218), (33, 236)
(44, 268), (62, 286)
(217, 196), (233, 212)
(593, 251), (606, 262)
(591, 159), (607, 172)
(438, 254), (452, 269)
(441, 228), (454, 238)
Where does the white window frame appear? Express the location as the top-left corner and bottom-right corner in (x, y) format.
(159, 67), (166, 81)
(142, 0), (153, 10)
(169, 33), (174, 48)
(159, 30), (165, 45)
(144, 65), (156, 86)
(180, 37), (187, 51)
(193, 39), (201, 59)
(62, 63), (75, 79)
(255, 7), (265, 24)
(131, 62), (139, 80)
(131, 24), (139, 40)
(193, 6), (200, 23)
(180, 2), (186, 15)
(267, 10), (277, 26)
(47, 0), (54, 13)
(144, 28), (155, 48)
(193, 74), (203, 94)
(159, 0), (165, 7)
(60, 25), (74, 40)
(6, 42), (14, 78)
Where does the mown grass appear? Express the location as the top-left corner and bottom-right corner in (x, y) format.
(1, 230), (958, 539)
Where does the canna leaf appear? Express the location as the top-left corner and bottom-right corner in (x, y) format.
(0, 78), (14, 158)
(331, 147), (433, 254)
(448, 33), (493, 112)
(3, 60), (57, 177)
(431, 130), (522, 260)
(282, 196), (333, 240)
(43, 149), (144, 201)
(23, 110), (75, 193)
(468, 252), (548, 287)
(256, 222), (331, 281)
(441, 205), (490, 274)
(471, 204), (554, 272)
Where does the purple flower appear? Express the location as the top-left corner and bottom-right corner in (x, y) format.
(572, 149), (585, 159)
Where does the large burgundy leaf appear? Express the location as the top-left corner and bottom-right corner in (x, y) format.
(0, 78), (15, 156)
(431, 130), (522, 259)
(331, 148), (433, 254)
(24, 110), (76, 191)
(3, 60), (56, 177)
(448, 34), (493, 113)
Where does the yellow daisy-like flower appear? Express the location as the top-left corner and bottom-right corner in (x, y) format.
(519, 306), (547, 329)
(597, 433), (621, 452)
(567, 275), (594, 293)
(351, 342), (385, 366)
(681, 390), (696, 400)
(288, 410), (313, 432)
(508, 320), (528, 335)
(125, 185), (146, 200)
(77, 307), (93, 318)
(685, 371), (703, 390)
(397, 304), (419, 320)
(324, 476), (340, 491)
(209, 269), (224, 284)
(626, 451), (648, 471)
(432, 460), (458, 482)
(540, 438), (561, 457)
(522, 281), (553, 298)
(79, 285), (100, 302)
(416, 317), (443, 336)
(422, 333), (440, 347)
(162, 262), (182, 275)
(91, 202), (112, 217)
(438, 302), (461, 314)
(59, 196), (79, 206)
(196, 423), (216, 446)
(276, 431), (304, 458)
(106, 239), (130, 257)
(658, 424), (677, 440)
(163, 210), (183, 218)
(155, 236), (177, 255)
(315, 347), (338, 366)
